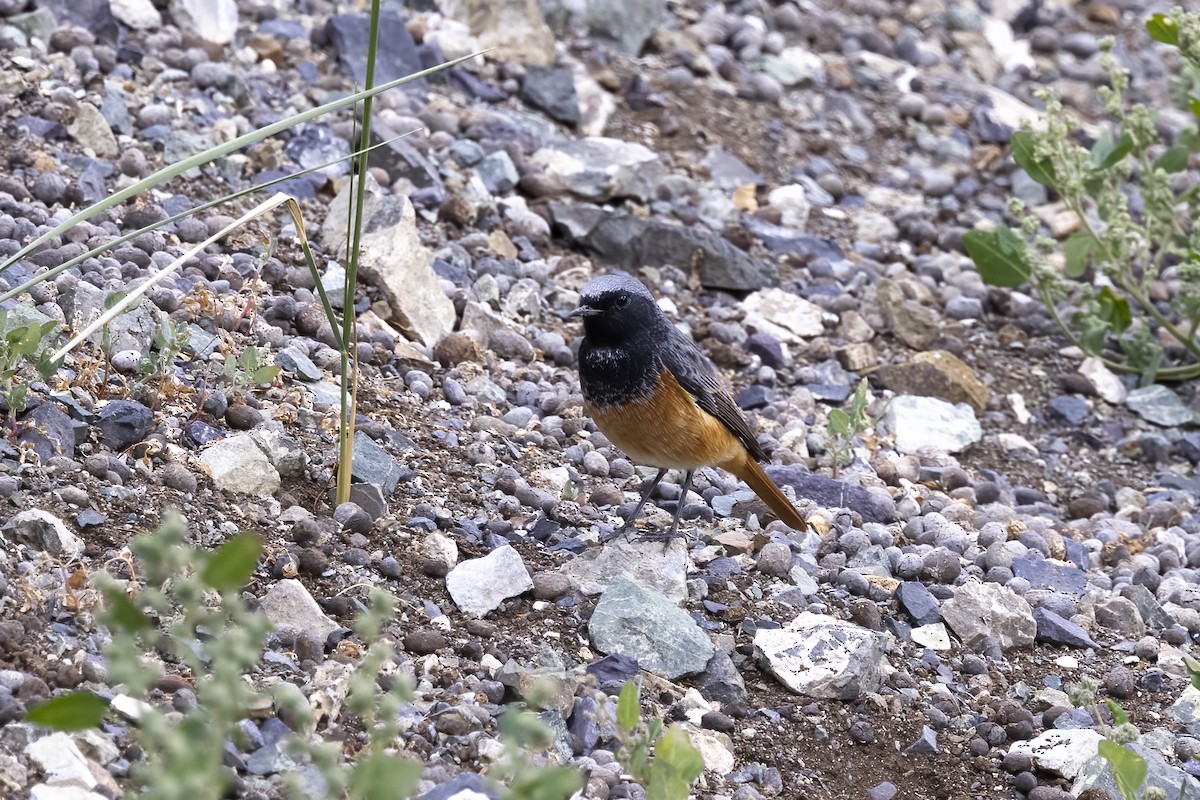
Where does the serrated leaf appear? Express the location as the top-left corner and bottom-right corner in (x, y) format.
(106, 591), (152, 633)
(201, 533), (262, 592)
(1147, 14), (1180, 46)
(1092, 130), (1134, 170)
(1155, 146), (1190, 173)
(1063, 232), (1095, 278)
(963, 228), (1031, 288)
(828, 409), (852, 437)
(1011, 131), (1056, 185)
(25, 692), (109, 731)
(1098, 740), (1147, 800)
(347, 752), (421, 800)
(617, 681), (639, 734)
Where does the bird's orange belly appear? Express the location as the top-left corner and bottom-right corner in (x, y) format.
(586, 371), (745, 471)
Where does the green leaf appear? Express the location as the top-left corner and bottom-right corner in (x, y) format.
(507, 767), (584, 800)
(1092, 131), (1134, 170)
(200, 533), (262, 592)
(347, 753), (421, 800)
(103, 291), (128, 311)
(1098, 740), (1147, 800)
(1155, 146), (1190, 173)
(963, 227), (1032, 288)
(1097, 287), (1132, 333)
(1011, 131), (1056, 185)
(25, 692), (109, 731)
(827, 409), (852, 437)
(1077, 315), (1109, 356)
(646, 726), (705, 800)
(617, 681), (639, 735)
(1063, 232), (1095, 278)
(1184, 656), (1200, 691)
(1181, 128), (1200, 153)
(1190, 97), (1200, 120)
(105, 592), (152, 633)
(1147, 14), (1180, 46)
(251, 365), (281, 385)
(1105, 699), (1130, 727)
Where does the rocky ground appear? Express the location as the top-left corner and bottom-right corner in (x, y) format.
(0, 0), (1199, 798)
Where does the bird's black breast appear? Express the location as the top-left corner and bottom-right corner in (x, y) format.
(578, 339), (661, 408)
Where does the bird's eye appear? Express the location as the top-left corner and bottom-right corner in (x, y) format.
(614, 294), (630, 308)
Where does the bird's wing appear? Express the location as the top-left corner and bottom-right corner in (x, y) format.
(659, 329), (767, 462)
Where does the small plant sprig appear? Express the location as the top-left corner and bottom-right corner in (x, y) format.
(222, 345), (281, 401)
(826, 377), (872, 476)
(0, 308), (59, 435)
(136, 315), (192, 406)
(1066, 677), (1168, 800)
(613, 680), (705, 800)
(964, 9), (1200, 384)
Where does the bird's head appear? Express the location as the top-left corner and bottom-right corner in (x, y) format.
(570, 274), (664, 343)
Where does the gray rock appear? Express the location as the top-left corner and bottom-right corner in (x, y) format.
(756, 542), (793, 577)
(941, 581), (1035, 651)
(476, 150), (520, 194)
(275, 347), (322, 382)
(96, 400), (154, 450)
(1073, 741), (1200, 799)
(258, 579), (339, 640)
(199, 433), (281, 496)
(534, 138), (668, 203)
(588, 574), (715, 679)
(1167, 686), (1200, 737)
(551, 203), (778, 291)
(1032, 607), (1098, 649)
(1126, 384), (1196, 427)
(882, 396), (982, 454)
(896, 581), (941, 626)
(169, 0), (237, 44)
(905, 725), (939, 755)
(439, 0), (555, 66)
(1122, 584), (1176, 629)
(326, 11), (423, 87)
(1012, 552), (1088, 596)
(1094, 595), (1146, 639)
(562, 539), (688, 602)
(765, 466), (896, 523)
(67, 103), (118, 159)
(1, 509), (82, 559)
(587, 0), (665, 55)
(1048, 395), (1089, 426)
(446, 545), (533, 616)
(18, 401), (76, 462)
(370, 126), (441, 189)
(754, 612), (889, 699)
(110, 0), (161, 29)
(698, 650), (747, 706)
(350, 431), (403, 495)
(521, 66), (579, 125)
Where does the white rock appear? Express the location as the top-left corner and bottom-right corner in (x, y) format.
(169, 0), (238, 44)
(910, 623), (952, 650)
(743, 287), (825, 343)
(258, 579), (340, 640)
(110, 694), (154, 722)
(882, 395), (982, 454)
(420, 531), (459, 568)
(562, 538), (689, 603)
(766, 184), (811, 230)
(110, 0), (161, 29)
(754, 612), (890, 699)
(1079, 357), (1127, 404)
(995, 433), (1037, 452)
(1008, 729), (1103, 778)
(200, 434), (281, 496)
(446, 545), (533, 616)
(67, 104), (117, 159)
(25, 734), (96, 789)
(439, 0), (555, 66)
(29, 787), (108, 800)
(941, 581), (1036, 651)
(529, 137), (668, 203)
(357, 197), (456, 346)
(1, 509), (83, 559)
(688, 728), (736, 774)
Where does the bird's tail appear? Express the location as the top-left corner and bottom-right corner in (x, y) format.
(726, 453), (808, 531)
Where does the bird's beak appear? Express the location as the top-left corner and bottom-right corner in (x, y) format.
(569, 305), (601, 318)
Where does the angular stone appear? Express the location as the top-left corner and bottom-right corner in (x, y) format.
(18, 401), (76, 462)
(96, 399), (154, 450)
(742, 287), (825, 342)
(1122, 584), (1176, 629)
(440, 0), (555, 66)
(356, 196), (455, 345)
(67, 103), (117, 159)
(941, 581), (1035, 651)
(586, 0), (665, 55)
(1032, 607), (1098, 649)
(875, 351), (988, 412)
(327, 11), (425, 87)
(1078, 357), (1126, 404)
(169, 0), (238, 44)
(111, 0), (161, 29)
(896, 581), (941, 626)
(910, 623), (951, 650)
(349, 431), (403, 496)
(562, 538), (688, 603)
(1011, 552), (1088, 596)
(520, 66), (579, 125)
(446, 545), (533, 616)
(1007, 729), (1103, 779)
(697, 651), (747, 706)
(259, 579), (339, 640)
(882, 396), (982, 454)
(200, 434), (281, 496)
(1075, 741), (1200, 799)
(754, 613), (889, 699)
(1093, 595), (1146, 639)
(1126, 384), (1196, 427)
(534, 138), (668, 203)
(1, 509), (82, 559)
(588, 575), (714, 679)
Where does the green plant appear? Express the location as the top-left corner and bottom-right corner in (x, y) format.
(613, 680), (705, 800)
(1067, 678), (1161, 800)
(221, 344), (281, 400)
(826, 377), (873, 476)
(964, 9), (1200, 383)
(136, 315), (192, 405)
(0, 308), (59, 435)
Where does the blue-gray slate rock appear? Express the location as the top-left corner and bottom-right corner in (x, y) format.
(698, 650), (748, 706)
(520, 66), (580, 125)
(585, 652), (639, 694)
(350, 430), (404, 495)
(588, 575), (715, 678)
(764, 466), (896, 523)
(1074, 741), (1200, 800)
(550, 203), (778, 291)
(896, 581), (941, 626)
(1012, 552), (1088, 596)
(587, 0), (666, 55)
(418, 773), (501, 800)
(327, 12), (424, 88)
(1033, 607), (1098, 649)
(18, 401), (77, 462)
(1122, 584), (1177, 629)
(97, 400), (154, 450)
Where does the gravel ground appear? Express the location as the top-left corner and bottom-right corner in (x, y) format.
(1, 1), (1200, 799)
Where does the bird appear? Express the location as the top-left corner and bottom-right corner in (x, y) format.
(571, 273), (807, 540)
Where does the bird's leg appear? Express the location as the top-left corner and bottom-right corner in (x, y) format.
(620, 467), (669, 537)
(666, 469), (695, 539)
